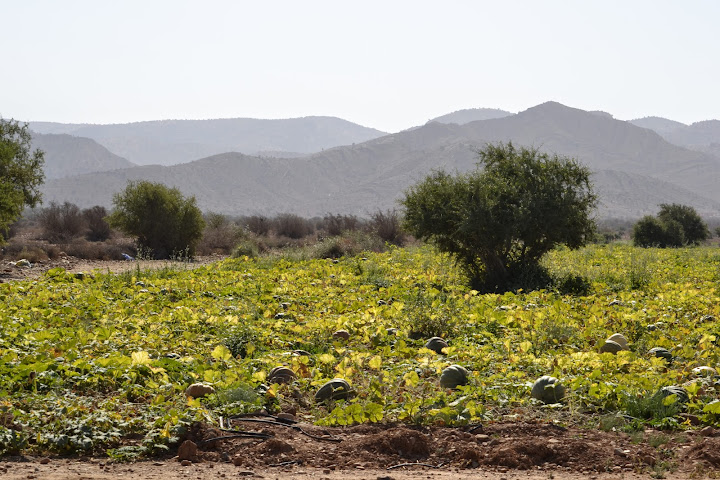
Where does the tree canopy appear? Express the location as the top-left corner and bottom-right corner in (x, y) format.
(107, 181), (205, 259)
(0, 118), (45, 242)
(401, 142), (597, 292)
(633, 203), (709, 247)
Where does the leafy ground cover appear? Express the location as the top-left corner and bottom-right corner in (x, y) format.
(0, 244), (718, 462)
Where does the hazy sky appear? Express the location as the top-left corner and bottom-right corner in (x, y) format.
(3, 0), (719, 132)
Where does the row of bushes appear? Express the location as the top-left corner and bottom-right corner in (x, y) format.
(1, 203), (408, 262)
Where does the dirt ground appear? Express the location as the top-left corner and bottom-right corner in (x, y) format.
(2, 421), (719, 479)
(0, 254), (225, 282)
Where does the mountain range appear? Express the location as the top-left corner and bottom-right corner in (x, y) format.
(30, 117), (386, 166)
(31, 133), (135, 180)
(37, 102), (720, 219)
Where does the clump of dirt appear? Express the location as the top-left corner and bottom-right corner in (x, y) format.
(682, 436), (720, 468)
(354, 427), (431, 458)
(167, 419), (717, 476)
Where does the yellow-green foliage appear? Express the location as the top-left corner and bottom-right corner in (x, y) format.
(0, 244), (719, 456)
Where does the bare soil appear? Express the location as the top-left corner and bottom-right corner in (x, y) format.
(0, 254), (225, 282)
(2, 421), (718, 479)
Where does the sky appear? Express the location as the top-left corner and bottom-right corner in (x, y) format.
(3, 0), (719, 133)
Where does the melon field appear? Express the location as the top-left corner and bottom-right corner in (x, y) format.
(1, 244), (719, 460)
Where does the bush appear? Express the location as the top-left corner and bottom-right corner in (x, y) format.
(232, 238), (261, 258)
(632, 204), (706, 248)
(321, 214), (360, 236)
(106, 181), (205, 259)
(311, 231), (385, 259)
(82, 206), (112, 242)
(38, 202), (86, 243)
(272, 214), (314, 239)
(367, 209), (405, 245)
(244, 215), (270, 236)
(197, 212), (244, 255)
(402, 142), (597, 292)
(657, 203), (709, 245)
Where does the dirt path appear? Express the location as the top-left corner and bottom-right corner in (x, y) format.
(0, 254), (226, 282)
(0, 461), (655, 480)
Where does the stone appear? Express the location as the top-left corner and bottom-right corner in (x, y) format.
(185, 383), (215, 398)
(177, 440), (198, 462)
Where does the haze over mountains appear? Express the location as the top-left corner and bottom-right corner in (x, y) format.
(35, 101), (720, 220)
(30, 133), (135, 179)
(30, 117), (386, 166)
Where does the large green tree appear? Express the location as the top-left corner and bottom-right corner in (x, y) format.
(107, 181), (205, 259)
(657, 203), (709, 245)
(402, 142), (597, 292)
(0, 118), (45, 242)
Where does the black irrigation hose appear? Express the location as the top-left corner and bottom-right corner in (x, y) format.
(199, 432), (272, 445)
(228, 417), (342, 443)
(229, 412), (298, 424)
(387, 462), (444, 470)
(269, 460), (303, 467)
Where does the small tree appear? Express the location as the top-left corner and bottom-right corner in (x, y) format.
(82, 206), (112, 242)
(632, 215), (684, 248)
(38, 201), (85, 243)
(107, 181), (205, 259)
(0, 118), (45, 243)
(402, 142), (597, 292)
(633, 204), (708, 248)
(657, 203), (709, 245)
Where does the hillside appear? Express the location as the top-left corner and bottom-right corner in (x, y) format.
(30, 117), (387, 166)
(31, 132), (135, 179)
(40, 102), (720, 219)
(427, 108), (514, 125)
(630, 117), (720, 156)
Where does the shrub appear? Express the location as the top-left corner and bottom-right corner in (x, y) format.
(311, 231), (385, 259)
(82, 206), (112, 242)
(232, 238), (261, 258)
(197, 212), (244, 255)
(244, 215), (270, 236)
(402, 142), (597, 292)
(368, 209), (405, 245)
(657, 203), (709, 245)
(321, 214), (360, 236)
(106, 181), (205, 259)
(38, 202), (86, 243)
(633, 215), (683, 248)
(272, 214), (314, 239)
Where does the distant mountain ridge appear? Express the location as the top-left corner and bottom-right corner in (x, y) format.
(427, 108), (514, 125)
(629, 117), (720, 157)
(31, 132), (135, 179)
(30, 117), (387, 166)
(40, 102), (720, 220)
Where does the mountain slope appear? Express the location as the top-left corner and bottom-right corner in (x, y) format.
(40, 102), (720, 219)
(30, 117), (387, 166)
(427, 108), (514, 125)
(31, 132), (135, 179)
